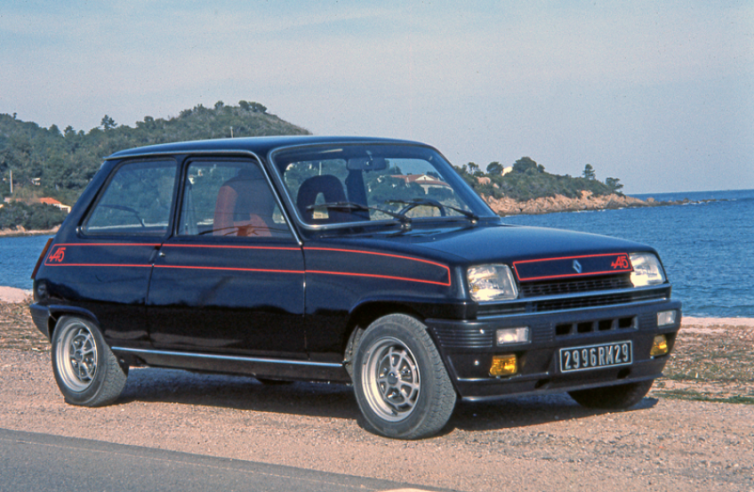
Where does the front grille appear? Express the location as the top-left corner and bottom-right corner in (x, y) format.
(535, 292), (634, 312)
(519, 274), (633, 298)
(477, 286), (671, 317)
(533, 288), (668, 313)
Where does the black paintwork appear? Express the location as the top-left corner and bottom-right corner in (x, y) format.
(30, 136), (681, 398)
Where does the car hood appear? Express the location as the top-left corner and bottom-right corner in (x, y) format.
(327, 222), (656, 266)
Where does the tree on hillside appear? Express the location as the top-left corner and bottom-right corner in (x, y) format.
(467, 162), (482, 176)
(101, 115), (117, 131)
(250, 102), (267, 113)
(513, 157), (539, 174)
(605, 177), (623, 194)
(583, 164), (596, 180)
(486, 162), (503, 175)
(239, 100), (267, 113)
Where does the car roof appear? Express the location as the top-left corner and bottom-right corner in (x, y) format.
(106, 135), (426, 160)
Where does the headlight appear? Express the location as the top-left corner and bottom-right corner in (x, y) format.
(467, 264), (518, 302)
(629, 253), (666, 287)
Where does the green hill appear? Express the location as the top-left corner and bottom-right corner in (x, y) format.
(0, 101), (309, 207)
(454, 157), (624, 202)
(0, 101), (309, 232)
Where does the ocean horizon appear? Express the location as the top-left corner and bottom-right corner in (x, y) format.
(1, 188), (752, 318)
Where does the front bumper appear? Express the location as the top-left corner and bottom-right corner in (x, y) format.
(426, 298), (682, 401)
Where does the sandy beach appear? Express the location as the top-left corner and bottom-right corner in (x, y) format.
(0, 286), (32, 303)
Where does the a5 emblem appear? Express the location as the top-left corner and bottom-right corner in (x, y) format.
(48, 247), (66, 263)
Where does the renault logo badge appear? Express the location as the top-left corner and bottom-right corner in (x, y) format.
(572, 260), (582, 273)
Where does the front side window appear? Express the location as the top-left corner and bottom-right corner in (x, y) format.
(272, 144), (492, 227)
(178, 159), (291, 239)
(83, 160), (177, 235)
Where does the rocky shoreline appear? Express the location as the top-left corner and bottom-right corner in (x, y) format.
(0, 225), (58, 237)
(483, 190), (711, 216)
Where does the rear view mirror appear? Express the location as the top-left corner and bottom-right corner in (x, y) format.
(347, 157), (387, 171)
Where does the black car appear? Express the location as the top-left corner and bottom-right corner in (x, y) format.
(29, 136), (681, 439)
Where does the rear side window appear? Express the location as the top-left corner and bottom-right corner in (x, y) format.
(83, 160), (177, 235)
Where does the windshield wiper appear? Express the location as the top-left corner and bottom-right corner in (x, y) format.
(388, 198), (479, 222)
(306, 201), (412, 227)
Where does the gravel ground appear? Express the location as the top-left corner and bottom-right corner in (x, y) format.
(2, 295), (753, 491)
(1, 348), (752, 492)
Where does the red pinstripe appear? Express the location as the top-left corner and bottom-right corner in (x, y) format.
(154, 265), (304, 274)
(306, 270), (450, 287)
(41, 243), (451, 287)
(304, 246), (451, 285)
(163, 244), (301, 251)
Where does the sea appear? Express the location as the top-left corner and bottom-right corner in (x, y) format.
(0, 189), (751, 318)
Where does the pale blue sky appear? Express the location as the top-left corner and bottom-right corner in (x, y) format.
(1, 1), (752, 193)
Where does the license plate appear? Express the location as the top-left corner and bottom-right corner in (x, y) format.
(559, 341), (632, 373)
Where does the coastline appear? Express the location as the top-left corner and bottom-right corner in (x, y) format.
(0, 193), (715, 238)
(483, 191), (709, 216)
(0, 225), (58, 237)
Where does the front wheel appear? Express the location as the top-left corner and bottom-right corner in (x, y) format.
(353, 314), (456, 439)
(568, 380), (654, 409)
(51, 316), (128, 406)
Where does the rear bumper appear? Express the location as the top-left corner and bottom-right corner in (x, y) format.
(426, 299), (682, 401)
(29, 303), (51, 339)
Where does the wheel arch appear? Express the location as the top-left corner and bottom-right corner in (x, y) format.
(342, 300), (427, 379)
(47, 305), (100, 339)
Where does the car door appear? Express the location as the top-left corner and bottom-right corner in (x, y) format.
(146, 157), (306, 358)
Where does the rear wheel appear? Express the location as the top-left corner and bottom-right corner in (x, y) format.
(51, 316), (128, 406)
(568, 380), (654, 409)
(353, 314), (456, 439)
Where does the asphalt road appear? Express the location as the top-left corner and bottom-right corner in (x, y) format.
(0, 428), (443, 492)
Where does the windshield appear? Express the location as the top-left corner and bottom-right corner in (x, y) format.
(271, 143), (493, 227)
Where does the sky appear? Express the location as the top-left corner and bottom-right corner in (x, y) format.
(1, 1), (752, 194)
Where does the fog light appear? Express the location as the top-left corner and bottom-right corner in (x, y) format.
(496, 327), (529, 345)
(490, 355), (517, 377)
(657, 310), (676, 327)
(650, 335), (669, 357)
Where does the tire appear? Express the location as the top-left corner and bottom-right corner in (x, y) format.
(353, 314), (456, 439)
(51, 316), (128, 406)
(568, 379), (654, 409)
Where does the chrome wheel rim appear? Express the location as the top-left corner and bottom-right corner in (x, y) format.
(362, 337), (421, 422)
(56, 322), (98, 391)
